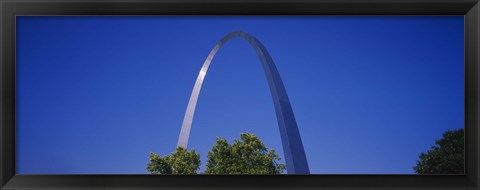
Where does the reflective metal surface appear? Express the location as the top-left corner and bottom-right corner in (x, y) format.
(177, 31), (310, 174)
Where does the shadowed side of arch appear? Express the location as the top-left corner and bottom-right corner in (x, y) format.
(177, 31), (309, 174)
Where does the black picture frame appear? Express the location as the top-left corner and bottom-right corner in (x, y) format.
(1, 0), (479, 189)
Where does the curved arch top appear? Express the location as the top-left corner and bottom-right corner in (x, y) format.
(177, 31), (309, 174)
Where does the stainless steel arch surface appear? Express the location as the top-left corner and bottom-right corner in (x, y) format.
(177, 31), (309, 174)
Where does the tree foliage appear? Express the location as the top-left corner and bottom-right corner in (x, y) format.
(204, 133), (286, 174)
(146, 146), (201, 174)
(413, 128), (464, 174)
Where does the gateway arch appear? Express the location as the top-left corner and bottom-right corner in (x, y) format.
(177, 31), (309, 174)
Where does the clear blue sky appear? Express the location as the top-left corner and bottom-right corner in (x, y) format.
(16, 16), (464, 174)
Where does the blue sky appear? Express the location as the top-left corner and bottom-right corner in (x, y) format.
(16, 16), (464, 174)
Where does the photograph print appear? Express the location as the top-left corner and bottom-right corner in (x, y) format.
(16, 16), (464, 174)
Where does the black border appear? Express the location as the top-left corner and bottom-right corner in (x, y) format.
(1, 0), (479, 189)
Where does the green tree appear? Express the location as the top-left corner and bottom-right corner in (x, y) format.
(147, 146), (201, 174)
(413, 128), (464, 174)
(204, 133), (286, 174)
